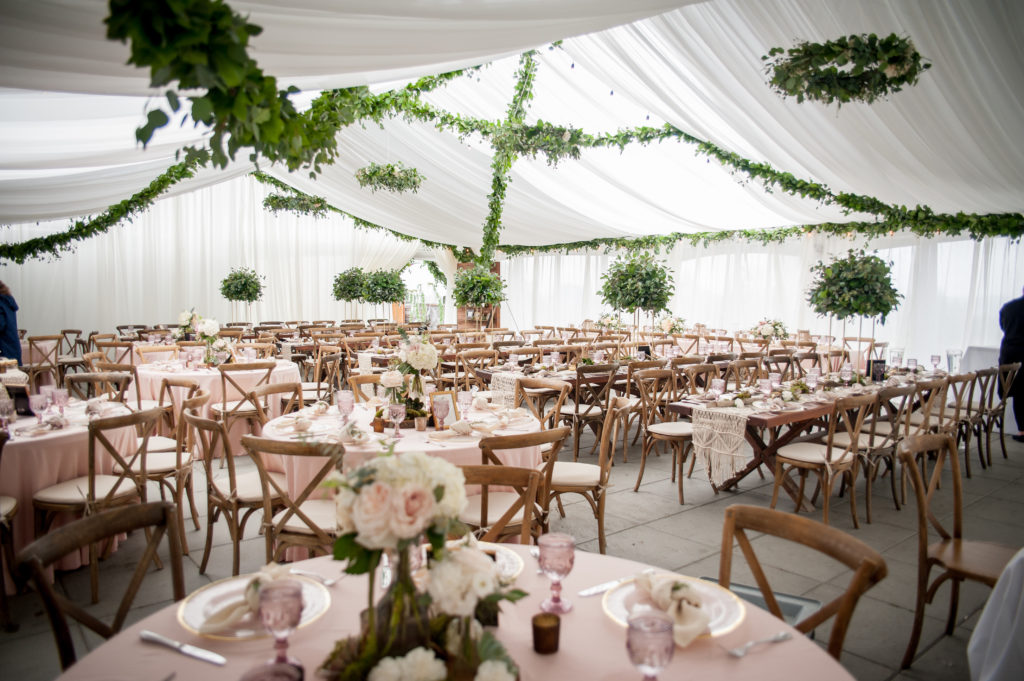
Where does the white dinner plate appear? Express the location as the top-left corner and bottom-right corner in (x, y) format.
(178, 574), (330, 640)
(443, 540), (524, 584)
(602, 574), (745, 638)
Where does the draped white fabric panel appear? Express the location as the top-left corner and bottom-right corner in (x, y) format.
(0, 0), (694, 94)
(501, 234), (1024, 363)
(1, 175), (419, 333)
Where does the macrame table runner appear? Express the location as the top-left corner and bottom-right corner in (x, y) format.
(490, 371), (522, 409)
(692, 407), (749, 487)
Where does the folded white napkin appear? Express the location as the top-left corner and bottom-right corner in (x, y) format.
(199, 563), (292, 634)
(634, 572), (710, 648)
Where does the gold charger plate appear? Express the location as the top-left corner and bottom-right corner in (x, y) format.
(602, 574), (745, 638)
(178, 574), (330, 640)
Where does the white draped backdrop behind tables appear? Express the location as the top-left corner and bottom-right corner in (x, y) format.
(0, 402), (136, 594)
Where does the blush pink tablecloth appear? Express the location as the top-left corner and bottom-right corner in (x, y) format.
(1, 407), (136, 593)
(55, 547), (854, 681)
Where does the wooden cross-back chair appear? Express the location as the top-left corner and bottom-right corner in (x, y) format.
(897, 433), (1020, 669)
(968, 367), (997, 468)
(771, 392), (877, 527)
(985, 362), (1021, 464)
(458, 465), (541, 546)
(559, 362), (619, 462)
(764, 353), (798, 382)
(251, 382), (304, 424)
(16, 502), (184, 671)
(940, 372), (980, 478)
(634, 368), (692, 504)
(64, 371), (132, 402)
(24, 335), (62, 392)
(719, 504), (887, 661)
(185, 410), (283, 576)
(94, 340), (135, 366)
(56, 329), (86, 382)
(92, 360), (166, 413)
(614, 359), (665, 462)
(514, 377), (571, 430)
(0, 432), (14, 630)
(233, 342), (277, 360)
(134, 344), (179, 364)
(476, 427), (572, 537)
(456, 349), (498, 391)
(32, 407), (165, 602)
(211, 361), (276, 433)
(679, 362), (719, 395)
(858, 383), (916, 524)
(243, 435), (345, 562)
(301, 352), (344, 404)
(348, 373), (381, 402)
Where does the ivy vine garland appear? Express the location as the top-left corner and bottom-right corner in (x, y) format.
(424, 261), (448, 287)
(355, 162), (424, 194)
(763, 33), (931, 106)
(807, 249), (902, 322)
(220, 266), (265, 303)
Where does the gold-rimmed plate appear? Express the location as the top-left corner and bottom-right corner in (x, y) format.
(602, 574), (745, 638)
(178, 575), (330, 640)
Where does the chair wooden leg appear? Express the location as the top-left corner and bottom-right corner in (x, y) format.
(676, 441), (688, 505)
(634, 438), (652, 492)
(945, 578), (961, 635)
(685, 450), (698, 479)
(199, 507), (217, 574)
(572, 420), (581, 463)
(863, 460), (874, 525)
(901, 563), (932, 669)
(769, 461), (784, 510)
(847, 468), (859, 530)
(821, 472), (832, 526)
(596, 493), (607, 555)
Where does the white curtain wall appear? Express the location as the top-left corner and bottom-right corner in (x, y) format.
(502, 235), (1024, 363)
(2, 175), (419, 333)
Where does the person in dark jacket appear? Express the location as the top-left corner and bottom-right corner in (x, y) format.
(999, 286), (1024, 441)
(0, 281), (20, 364)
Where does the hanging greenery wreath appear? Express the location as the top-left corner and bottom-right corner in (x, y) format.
(220, 266), (265, 303)
(807, 249), (902, 322)
(762, 33), (931, 106)
(355, 162), (424, 194)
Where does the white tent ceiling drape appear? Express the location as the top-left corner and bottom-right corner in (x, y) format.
(0, 0), (1020, 357)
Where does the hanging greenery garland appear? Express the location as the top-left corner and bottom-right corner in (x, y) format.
(807, 249), (903, 322)
(220, 266), (265, 303)
(424, 261), (448, 286)
(762, 33), (931, 106)
(354, 162), (424, 193)
(332, 267), (366, 302)
(263, 192), (329, 218)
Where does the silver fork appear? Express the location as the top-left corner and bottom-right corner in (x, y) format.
(726, 631), (791, 658)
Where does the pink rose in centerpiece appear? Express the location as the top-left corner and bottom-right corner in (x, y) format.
(390, 483), (435, 539)
(352, 481), (394, 549)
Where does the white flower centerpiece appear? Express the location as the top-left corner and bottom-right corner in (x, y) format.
(321, 451), (524, 681)
(658, 315), (685, 335)
(751, 319), (789, 341)
(173, 308), (199, 340)
(396, 330), (439, 399)
(595, 313), (621, 331)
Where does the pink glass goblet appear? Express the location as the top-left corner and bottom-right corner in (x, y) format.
(389, 402), (406, 438)
(626, 611), (675, 681)
(433, 400), (450, 430)
(258, 579), (304, 668)
(538, 533), (575, 614)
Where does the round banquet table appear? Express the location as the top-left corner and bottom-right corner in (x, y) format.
(130, 359), (301, 451)
(0, 402), (136, 593)
(54, 547), (854, 681)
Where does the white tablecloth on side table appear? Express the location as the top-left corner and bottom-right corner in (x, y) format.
(969, 547), (1024, 681)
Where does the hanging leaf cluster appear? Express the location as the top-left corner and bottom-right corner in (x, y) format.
(220, 266), (265, 303)
(599, 252), (674, 316)
(355, 162), (424, 194)
(424, 261), (448, 286)
(763, 33), (931, 106)
(807, 249), (903, 322)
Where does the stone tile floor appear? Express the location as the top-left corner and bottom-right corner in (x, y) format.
(2, 429), (1023, 680)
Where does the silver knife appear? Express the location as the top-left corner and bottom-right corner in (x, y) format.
(578, 576), (629, 597)
(140, 630), (227, 666)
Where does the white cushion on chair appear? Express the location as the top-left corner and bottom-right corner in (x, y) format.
(143, 435), (178, 452)
(0, 495), (16, 518)
(776, 441), (854, 465)
(271, 499), (338, 534)
(210, 401), (258, 415)
(546, 461), (600, 487)
(116, 450), (182, 474)
(646, 421), (694, 437)
(33, 475), (136, 505)
(559, 402), (603, 416)
(459, 492), (524, 527)
(211, 470), (285, 503)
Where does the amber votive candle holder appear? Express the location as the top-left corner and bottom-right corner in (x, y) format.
(532, 612), (560, 654)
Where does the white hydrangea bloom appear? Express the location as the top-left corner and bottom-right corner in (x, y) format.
(474, 660), (516, 681)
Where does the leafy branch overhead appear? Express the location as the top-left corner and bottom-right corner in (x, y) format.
(807, 249), (902, 322)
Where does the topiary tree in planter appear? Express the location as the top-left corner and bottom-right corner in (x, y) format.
(362, 269), (407, 321)
(220, 266), (264, 321)
(333, 267), (366, 302)
(599, 252), (675, 335)
(807, 248), (902, 347)
(453, 265), (506, 329)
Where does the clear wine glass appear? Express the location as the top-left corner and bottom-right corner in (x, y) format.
(53, 388), (69, 415)
(29, 394), (48, 423)
(840, 362), (853, 385)
(806, 369), (819, 392)
(0, 398), (14, 431)
(930, 354), (941, 372)
(626, 611), (675, 681)
(335, 390), (354, 424)
(258, 579), (304, 668)
(389, 402), (406, 438)
(709, 378), (726, 399)
(39, 385), (54, 408)
(457, 391), (472, 416)
(769, 372), (782, 390)
(433, 399), (450, 430)
(907, 358), (918, 372)
(538, 533), (575, 614)
(757, 378), (772, 398)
